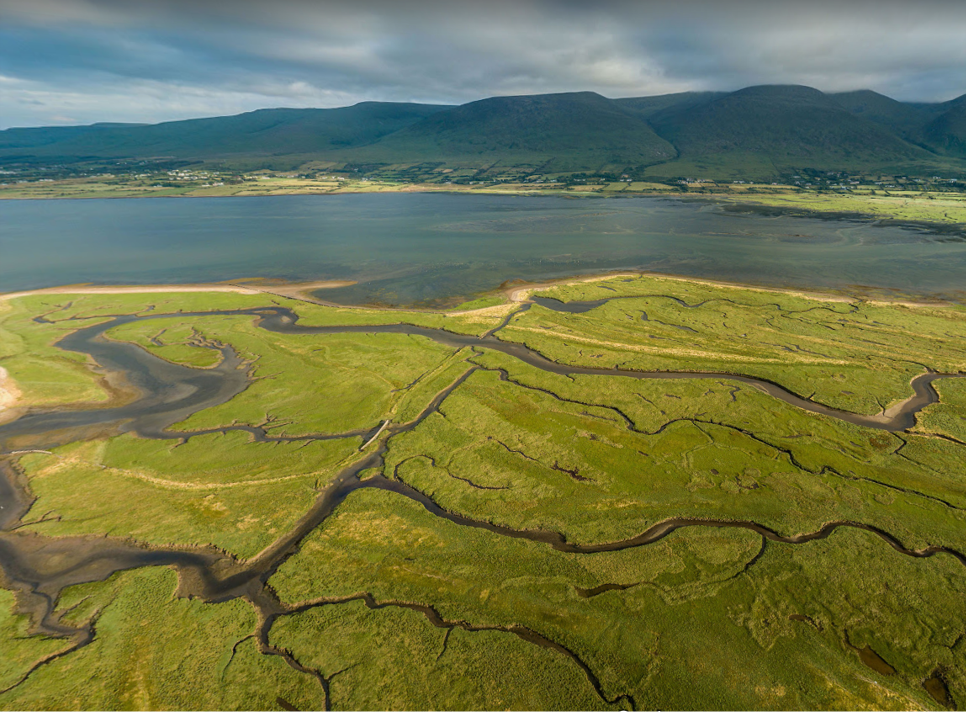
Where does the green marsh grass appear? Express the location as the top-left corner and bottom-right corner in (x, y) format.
(507, 274), (966, 414)
(916, 379), (966, 443)
(0, 568), (324, 710)
(383, 354), (966, 551)
(2, 278), (965, 710)
(16, 434), (351, 558)
(270, 488), (966, 710)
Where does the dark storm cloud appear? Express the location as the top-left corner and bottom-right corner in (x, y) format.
(1, 0), (965, 128)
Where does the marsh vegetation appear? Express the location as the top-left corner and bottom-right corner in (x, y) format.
(1, 274), (965, 710)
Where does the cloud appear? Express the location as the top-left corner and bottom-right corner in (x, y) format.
(0, 0), (964, 128)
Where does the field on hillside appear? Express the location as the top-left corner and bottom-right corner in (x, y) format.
(1, 275), (966, 710)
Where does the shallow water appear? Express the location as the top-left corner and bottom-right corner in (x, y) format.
(2, 194), (966, 305)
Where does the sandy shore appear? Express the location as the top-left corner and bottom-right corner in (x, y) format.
(237, 280), (357, 303)
(504, 273), (640, 303)
(0, 271), (951, 313)
(0, 366), (21, 421)
(0, 283), (261, 302)
(0, 280), (356, 303)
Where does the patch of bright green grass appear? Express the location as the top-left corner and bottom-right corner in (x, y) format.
(0, 568), (324, 710)
(271, 487), (965, 710)
(383, 357), (966, 552)
(716, 190), (966, 225)
(449, 295), (507, 311)
(96, 430), (359, 485)
(915, 379), (966, 443)
(106, 319), (224, 368)
(3, 278), (966, 710)
(288, 300), (494, 336)
(16, 434), (352, 558)
(273, 601), (611, 710)
(127, 317), (457, 437)
(0, 300), (114, 409)
(0, 588), (73, 693)
(0, 287), (498, 417)
(0, 291), (283, 410)
(13, 291), (280, 320)
(504, 274), (966, 414)
(390, 348), (477, 425)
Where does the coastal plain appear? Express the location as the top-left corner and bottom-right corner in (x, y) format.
(1, 273), (965, 710)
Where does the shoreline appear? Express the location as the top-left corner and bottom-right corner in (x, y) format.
(2, 268), (956, 436)
(0, 279), (356, 303)
(0, 366), (21, 423)
(2, 182), (964, 231)
(1, 269), (958, 313)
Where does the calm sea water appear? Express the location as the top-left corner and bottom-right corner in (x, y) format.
(2, 193), (965, 305)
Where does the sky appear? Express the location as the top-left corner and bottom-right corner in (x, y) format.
(1, 0), (965, 129)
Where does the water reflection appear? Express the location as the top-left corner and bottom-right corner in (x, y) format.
(2, 194), (965, 305)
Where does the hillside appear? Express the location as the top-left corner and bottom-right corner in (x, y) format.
(646, 85), (935, 175)
(923, 96), (966, 158)
(345, 91), (677, 170)
(615, 91), (724, 120)
(2, 85), (966, 178)
(0, 102), (449, 165)
(828, 89), (942, 143)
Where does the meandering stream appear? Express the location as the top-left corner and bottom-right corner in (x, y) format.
(0, 303), (963, 708)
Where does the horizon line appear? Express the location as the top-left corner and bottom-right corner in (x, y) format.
(4, 83), (964, 132)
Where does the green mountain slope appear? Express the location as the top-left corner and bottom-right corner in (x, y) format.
(2, 85), (964, 178)
(828, 90), (943, 143)
(344, 91), (677, 170)
(647, 85), (934, 174)
(0, 123), (147, 151)
(832, 90), (966, 158)
(0, 103), (449, 163)
(615, 91), (724, 120)
(923, 96), (966, 158)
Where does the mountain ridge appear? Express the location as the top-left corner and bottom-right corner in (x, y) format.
(3, 85), (965, 178)
(345, 91), (677, 170)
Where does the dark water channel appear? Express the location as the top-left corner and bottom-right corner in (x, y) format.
(0, 304), (962, 707)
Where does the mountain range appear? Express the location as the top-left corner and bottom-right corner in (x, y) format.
(3, 85), (965, 179)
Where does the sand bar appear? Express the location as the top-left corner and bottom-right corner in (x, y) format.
(0, 280), (357, 302)
(0, 366), (21, 424)
(0, 271), (952, 312)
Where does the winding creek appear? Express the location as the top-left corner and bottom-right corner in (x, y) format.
(1, 302), (964, 708)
